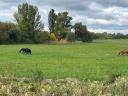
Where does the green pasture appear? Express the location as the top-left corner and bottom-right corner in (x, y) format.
(0, 39), (128, 81)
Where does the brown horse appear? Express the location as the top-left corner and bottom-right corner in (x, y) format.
(118, 49), (128, 56)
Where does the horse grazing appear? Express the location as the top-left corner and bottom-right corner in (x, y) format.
(118, 49), (128, 56)
(19, 48), (32, 54)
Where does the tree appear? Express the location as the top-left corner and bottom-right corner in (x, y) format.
(48, 9), (56, 33)
(48, 10), (72, 40)
(66, 32), (75, 42)
(0, 32), (9, 43)
(14, 3), (44, 42)
(73, 22), (83, 39)
(55, 11), (72, 39)
(35, 31), (49, 43)
(0, 22), (15, 32)
(73, 22), (92, 42)
(8, 29), (21, 43)
(0, 22), (20, 43)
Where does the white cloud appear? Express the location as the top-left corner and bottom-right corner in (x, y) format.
(0, 0), (128, 34)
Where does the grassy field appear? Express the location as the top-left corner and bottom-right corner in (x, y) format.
(0, 39), (128, 81)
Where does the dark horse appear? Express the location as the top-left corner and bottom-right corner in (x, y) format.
(19, 48), (32, 54)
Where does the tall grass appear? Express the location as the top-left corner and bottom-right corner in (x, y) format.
(0, 75), (128, 96)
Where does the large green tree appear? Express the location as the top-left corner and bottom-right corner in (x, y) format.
(48, 9), (72, 40)
(48, 9), (56, 33)
(55, 11), (72, 39)
(73, 22), (92, 42)
(14, 3), (43, 42)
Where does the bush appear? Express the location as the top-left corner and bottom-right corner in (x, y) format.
(107, 73), (121, 84)
(66, 32), (75, 42)
(0, 75), (128, 95)
(0, 32), (9, 44)
(49, 32), (57, 41)
(8, 29), (22, 43)
(35, 31), (49, 43)
(32, 69), (44, 83)
(60, 31), (68, 39)
(82, 32), (93, 42)
(24, 38), (33, 43)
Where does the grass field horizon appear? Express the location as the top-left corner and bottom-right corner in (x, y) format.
(0, 39), (128, 81)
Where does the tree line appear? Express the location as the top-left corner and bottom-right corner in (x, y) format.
(91, 32), (128, 39)
(0, 3), (127, 44)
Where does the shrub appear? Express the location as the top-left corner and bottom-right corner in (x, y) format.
(29, 84), (38, 92)
(49, 32), (57, 41)
(60, 31), (68, 39)
(82, 32), (93, 42)
(8, 29), (21, 43)
(32, 69), (44, 83)
(107, 73), (121, 84)
(66, 32), (76, 42)
(35, 31), (49, 43)
(24, 38), (33, 43)
(0, 32), (9, 44)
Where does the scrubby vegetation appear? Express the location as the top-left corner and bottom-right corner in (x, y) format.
(0, 74), (128, 96)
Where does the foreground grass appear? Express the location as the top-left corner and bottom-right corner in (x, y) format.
(0, 75), (128, 96)
(0, 39), (128, 81)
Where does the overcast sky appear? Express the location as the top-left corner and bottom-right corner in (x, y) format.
(0, 0), (128, 34)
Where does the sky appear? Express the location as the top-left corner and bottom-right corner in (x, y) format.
(0, 0), (128, 34)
